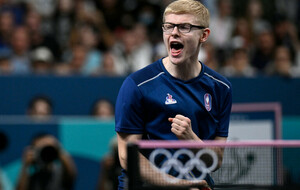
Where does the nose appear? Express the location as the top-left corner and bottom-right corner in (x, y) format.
(171, 26), (180, 35)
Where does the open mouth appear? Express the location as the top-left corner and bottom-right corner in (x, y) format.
(170, 42), (184, 50)
(170, 42), (184, 56)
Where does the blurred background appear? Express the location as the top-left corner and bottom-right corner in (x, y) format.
(0, 0), (300, 189)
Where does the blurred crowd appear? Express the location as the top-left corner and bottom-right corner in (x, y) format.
(1, 0), (300, 78)
(0, 95), (117, 190)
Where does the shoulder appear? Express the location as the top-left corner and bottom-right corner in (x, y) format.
(126, 59), (165, 87)
(202, 63), (232, 91)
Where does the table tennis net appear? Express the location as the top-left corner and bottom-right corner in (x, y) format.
(126, 140), (300, 190)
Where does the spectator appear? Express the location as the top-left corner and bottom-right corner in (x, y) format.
(111, 26), (136, 75)
(73, 0), (102, 31)
(96, 136), (121, 190)
(0, 9), (15, 50)
(112, 23), (152, 75)
(52, 62), (70, 76)
(27, 0), (57, 35)
(246, 0), (271, 35)
(132, 23), (153, 65)
(68, 1), (115, 51)
(0, 0), (26, 25)
(152, 41), (168, 63)
(91, 98), (114, 120)
(66, 44), (87, 75)
(94, 0), (125, 32)
(27, 95), (53, 120)
(274, 0), (300, 24)
(95, 51), (118, 76)
(16, 133), (77, 190)
(135, 2), (163, 43)
(209, 0), (235, 65)
(267, 46), (298, 77)
(221, 48), (256, 77)
(231, 17), (255, 51)
(9, 26), (31, 74)
(273, 14), (300, 64)
(251, 27), (276, 73)
(30, 47), (54, 74)
(0, 49), (12, 74)
(0, 0), (299, 78)
(52, 0), (75, 51)
(24, 9), (61, 61)
(75, 24), (103, 75)
(198, 42), (219, 71)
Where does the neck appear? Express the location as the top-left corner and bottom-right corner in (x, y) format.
(163, 57), (202, 81)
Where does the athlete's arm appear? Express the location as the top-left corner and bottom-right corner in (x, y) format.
(212, 136), (227, 171)
(117, 132), (209, 188)
(117, 132), (142, 170)
(169, 114), (227, 170)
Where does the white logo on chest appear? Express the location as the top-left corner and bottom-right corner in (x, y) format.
(165, 93), (177, 105)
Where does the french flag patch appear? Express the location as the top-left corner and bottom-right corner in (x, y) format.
(204, 93), (212, 111)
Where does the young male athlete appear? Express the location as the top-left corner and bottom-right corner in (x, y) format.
(115, 0), (232, 189)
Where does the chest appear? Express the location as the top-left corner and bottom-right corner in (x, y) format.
(140, 79), (217, 119)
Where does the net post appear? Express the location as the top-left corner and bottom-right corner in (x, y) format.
(127, 142), (141, 190)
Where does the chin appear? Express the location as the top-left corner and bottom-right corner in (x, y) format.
(169, 56), (185, 65)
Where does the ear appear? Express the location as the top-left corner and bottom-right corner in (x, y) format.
(200, 28), (210, 43)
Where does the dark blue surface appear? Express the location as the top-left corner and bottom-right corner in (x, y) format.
(0, 75), (124, 115)
(0, 76), (299, 116)
(229, 77), (300, 116)
(0, 122), (58, 165)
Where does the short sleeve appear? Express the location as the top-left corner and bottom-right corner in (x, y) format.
(115, 77), (145, 134)
(216, 84), (232, 137)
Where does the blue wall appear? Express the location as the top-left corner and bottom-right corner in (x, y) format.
(229, 77), (300, 116)
(0, 76), (124, 116)
(0, 76), (299, 116)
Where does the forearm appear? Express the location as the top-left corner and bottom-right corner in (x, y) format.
(211, 137), (226, 170)
(208, 147), (224, 171)
(187, 135), (225, 170)
(117, 133), (142, 170)
(138, 153), (209, 188)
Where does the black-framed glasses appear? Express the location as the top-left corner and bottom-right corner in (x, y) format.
(162, 22), (206, 34)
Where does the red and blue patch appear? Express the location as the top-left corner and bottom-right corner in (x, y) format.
(204, 93), (212, 111)
(165, 93), (177, 105)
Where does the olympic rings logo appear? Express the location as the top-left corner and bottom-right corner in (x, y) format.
(149, 148), (218, 183)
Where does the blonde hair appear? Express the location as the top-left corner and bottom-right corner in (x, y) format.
(163, 0), (210, 27)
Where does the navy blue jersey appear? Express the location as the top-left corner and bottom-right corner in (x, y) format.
(115, 58), (232, 189)
(115, 58), (232, 139)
